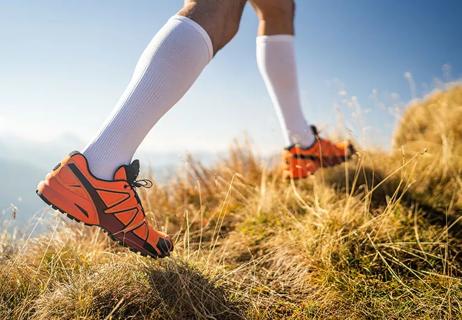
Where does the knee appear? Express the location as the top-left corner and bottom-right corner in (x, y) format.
(216, 10), (242, 48)
(179, 0), (246, 53)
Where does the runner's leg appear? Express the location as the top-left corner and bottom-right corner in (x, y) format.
(83, 0), (246, 179)
(251, 0), (315, 147)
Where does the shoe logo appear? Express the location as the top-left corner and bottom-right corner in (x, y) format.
(68, 163), (109, 215)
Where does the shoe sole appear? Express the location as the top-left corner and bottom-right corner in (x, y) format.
(36, 188), (160, 259)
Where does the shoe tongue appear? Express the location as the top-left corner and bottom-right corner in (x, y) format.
(113, 160), (140, 183)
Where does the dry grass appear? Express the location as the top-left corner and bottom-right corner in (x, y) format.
(1, 86), (461, 319)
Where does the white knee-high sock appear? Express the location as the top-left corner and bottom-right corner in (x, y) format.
(256, 35), (314, 147)
(83, 15), (213, 179)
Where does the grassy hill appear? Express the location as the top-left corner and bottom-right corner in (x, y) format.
(1, 86), (461, 319)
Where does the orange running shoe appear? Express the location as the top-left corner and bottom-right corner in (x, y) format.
(36, 151), (173, 258)
(284, 126), (355, 179)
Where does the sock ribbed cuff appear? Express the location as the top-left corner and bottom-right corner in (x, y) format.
(256, 34), (294, 44)
(171, 15), (214, 60)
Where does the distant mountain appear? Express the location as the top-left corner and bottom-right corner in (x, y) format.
(0, 133), (84, 172)
(0, 157), (45, 226)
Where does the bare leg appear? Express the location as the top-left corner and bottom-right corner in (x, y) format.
(250, 0), (295, 36)
(179, 0), (247, 53)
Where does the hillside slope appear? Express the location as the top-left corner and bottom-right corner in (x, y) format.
(1, 86), (461, 319)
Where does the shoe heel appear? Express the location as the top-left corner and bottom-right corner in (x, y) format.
(36, 179), (96, 226)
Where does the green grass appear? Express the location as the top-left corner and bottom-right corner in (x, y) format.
(1, 86), (461, 319)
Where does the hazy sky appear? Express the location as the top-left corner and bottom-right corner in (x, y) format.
(1, 0), (461, 158)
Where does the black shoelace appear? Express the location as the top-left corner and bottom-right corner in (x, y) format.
(130, 178), (153, 189)
(124, 159), (153, 189)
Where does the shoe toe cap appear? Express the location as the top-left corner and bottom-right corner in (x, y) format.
(144, 236), (174, 258)
(157, 237), (174, 257)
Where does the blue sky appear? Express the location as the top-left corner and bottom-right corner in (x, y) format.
(0, 0), (461, 160)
